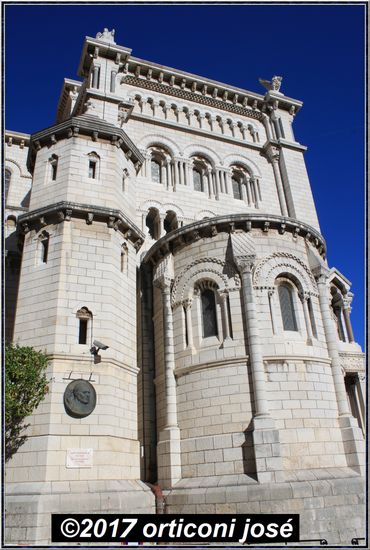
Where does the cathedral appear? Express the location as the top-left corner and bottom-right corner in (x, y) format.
(4, 29), (366, 545)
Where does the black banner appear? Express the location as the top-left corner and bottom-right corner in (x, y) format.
(52, 514), (299, 544)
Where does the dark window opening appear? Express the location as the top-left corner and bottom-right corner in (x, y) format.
(278, 284), (297, 331)
(193, 168), (202, 192)
(151, 159), (161, 183)
(79, 319), (88, 344)
(41, 237), (49, 264)
(201, 288), (218, 338)
(232, 176), (242, 200)
(89, 160), (97, 179)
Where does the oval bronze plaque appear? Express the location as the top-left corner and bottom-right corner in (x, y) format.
(63, 379), (96, 418)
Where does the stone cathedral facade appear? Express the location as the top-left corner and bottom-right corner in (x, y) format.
(4, 29), (366, 545)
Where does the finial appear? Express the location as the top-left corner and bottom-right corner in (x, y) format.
(259, 75), (283, 93)
(95, 28), (116, 44)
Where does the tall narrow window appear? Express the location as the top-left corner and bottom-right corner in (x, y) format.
(193, 168), (202, 191)
(89, 160), (96, 179)
(151, 159), (161, 183)
(5, 168), (11, 202)
(39, 232), (49, 264)
(201, 288), (218, 338)
(278, 283), (298, 331)
(121, 243), (128, 273)
(232, 176), (242, 200)
(88, 152), (100, 179)
(49, 155), (58, 181)
(76, 307), (93, 345)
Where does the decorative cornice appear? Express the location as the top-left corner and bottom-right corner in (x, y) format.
(123, 75), (263, 121)
(17, 201), (145, 249)
(26, 114), (144, 173)
(143, 213), (326, 266)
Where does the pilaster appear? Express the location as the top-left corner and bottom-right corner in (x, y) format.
(231, 234), (283, 483)
(153, 273), (181, 488)
(314, 266), (365, 473)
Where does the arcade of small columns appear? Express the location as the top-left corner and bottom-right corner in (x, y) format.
(139, 148), (262, 205)
(151, 253), (362, 486)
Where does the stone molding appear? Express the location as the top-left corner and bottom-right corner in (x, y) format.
(143, 213), (326, 266)
(123, 75), (264, 121)
(26, 114), (144, 172)
(253, 252), (318, 294)
(17, 201), (144, 249)
(175, 356), (249, 378)
(339, 351), (366, 373)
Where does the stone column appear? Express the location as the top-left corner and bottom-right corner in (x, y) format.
(251, 178), (259, 209)
(264, 145), (288, 217)
(92, 65), (100, 89)
(174, 159), (179, 190)
(166, 161), (171, 190)
(218, 291), (232, 345)
(343, 294), (355, 343)
(225, 169), (232, 195)
(232, 249), (283, 483)
(183, 299), (194, 351)
(110, 70), (117, 93)
(186, 160), (193, 189)
(207, 169), (214, 199)
(300, 291), (313, 345)
(245, 177), (252, 206)
(314, 266), (364, 472)
(215, 169), (221, 196)
(154, 275), (181, 488)
(268, 289), (277, 335)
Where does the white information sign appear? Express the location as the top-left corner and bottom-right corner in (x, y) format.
(66, 448), (93, 468)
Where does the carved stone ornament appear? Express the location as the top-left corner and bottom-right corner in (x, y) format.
(95, 28), (116, 44)
(259, 75), (283, 93)
(64, 379), (97, 419)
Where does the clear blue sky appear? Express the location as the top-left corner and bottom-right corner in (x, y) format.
(4, 3), (366, 347)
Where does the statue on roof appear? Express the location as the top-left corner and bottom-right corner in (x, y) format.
(259, 75), (283, 93)
(96, 28), (116, 44)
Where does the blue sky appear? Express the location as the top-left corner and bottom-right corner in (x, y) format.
(4, 3), (366, 347)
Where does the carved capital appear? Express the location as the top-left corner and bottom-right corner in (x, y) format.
(182, 298), (193, 310)
(154, 274), (173, 293)
(234, 254), (256, 274)
(298, 290), (310, 303)
(312, 265), (330, 285)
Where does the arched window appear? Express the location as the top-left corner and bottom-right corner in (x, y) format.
(145, 208), (160, 240)
(193, 167), (203, 192)
(278, 283), (298, 331)
(164, 210), (178, 234)
(121, 243), (128, 273)
(49, 154), (58, 181)
(201, 288), (218, 338)
(5, 168), (11, 201)
(232, 174), (242, 200)
(76, 307), (93, 345)
(151, 158), (162, 183)
(38, 231), (50, 264)
(191, 156), (212, 194)
(88, 152), (100, 179)
(122, 169), (129, 192)
(331, 288), (346, 342)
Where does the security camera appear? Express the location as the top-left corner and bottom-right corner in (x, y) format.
(90, 340), (109, 358)
(93, 340), (109, 351)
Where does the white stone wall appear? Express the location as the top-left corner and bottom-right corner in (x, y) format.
(151, 228), (349, 479)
